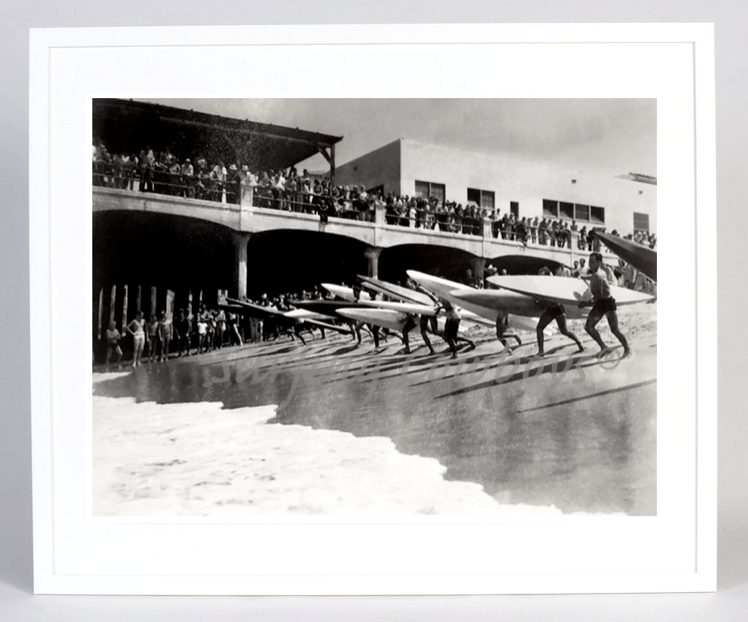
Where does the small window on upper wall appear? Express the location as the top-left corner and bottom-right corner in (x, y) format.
(575, 204), (590, 221)
(559, 201), (574, 219)
(633, 212), (650, 233)
(510, 201), (519, 218)
(415, 180), (445, 204)
(467, 188), (495, 210)
(542, 199), (558, 217)
(590, 206), (606, 224)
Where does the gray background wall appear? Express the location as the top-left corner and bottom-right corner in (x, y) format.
(1, 1), (746, 620)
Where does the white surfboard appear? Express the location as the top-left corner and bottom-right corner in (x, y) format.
(452, 289), (586, 321)
(361, 299), (439, 316)
(485, 274), (654, 307)
(284, 309), (330, 321)
(320, 283), (371, 302)
(336, 308), (412, 333)
(356, 275), (436, 306)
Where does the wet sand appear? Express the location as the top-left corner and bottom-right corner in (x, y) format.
(93, 303), (656, 516)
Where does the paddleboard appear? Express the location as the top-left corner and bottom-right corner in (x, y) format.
(336, 308), (412, 333)
(595, 232), (657, 282)
(319, 283), (372, 302)
(485, 275), (654, 307)
(407, 270), (544, 320)
(284, 308), (331, 321)
(293, 299), (366, 319)
(356, 275), (436, 306)
(452, 289), (584, 321)
(225, 298), (288, 318)
(361, 299), (438, 316)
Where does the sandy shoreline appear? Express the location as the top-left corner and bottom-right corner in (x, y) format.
(93, 394), (575, 516)
(92, 303), (655, 517)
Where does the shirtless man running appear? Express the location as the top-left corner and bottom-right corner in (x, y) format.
(535, 266), (584, 357)
(579, 252), (632, 359)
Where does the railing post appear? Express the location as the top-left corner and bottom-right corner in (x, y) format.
(240, 183), (254, 208)
(374, 202), (386, 225)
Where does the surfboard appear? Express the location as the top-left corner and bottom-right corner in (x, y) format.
(485, 275), (654, 307)
(452, 289), (586, 321)
(355, 275), (436, 306)
(595, 232), (657, 282)
(336, 308), (412, 332)
(319, 283), (372, 302)
(407, 271), (545, 320)
(225, 298), (288, 318)
(292, 299), (366, 319)
(361, 299), (439, 316)
(283, 308), (331, 321)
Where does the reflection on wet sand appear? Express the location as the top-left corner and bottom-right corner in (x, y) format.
(94, 305), (656, 516)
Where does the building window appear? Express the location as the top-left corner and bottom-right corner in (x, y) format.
(415, 180), (445, 204)
(467, 188), (495, 210)
(559, 201), (574, 220)
(544, 198), (605, 224)
(542, 199), (558, 218)
(590, 206), (606, 224)
(510, 201), (519, 218)
(634, 212), (650, 233)
(574, 204), (590, 221)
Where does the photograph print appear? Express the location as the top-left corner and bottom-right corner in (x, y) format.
(91, 98), (657, 518)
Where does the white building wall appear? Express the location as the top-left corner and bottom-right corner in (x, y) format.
(334, 140), (402, 196)
(391, 139), (656, 236)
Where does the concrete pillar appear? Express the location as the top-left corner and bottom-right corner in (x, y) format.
(121, 285), (129, 329)
(233, 231), (252, 299)
(97, 288), (104, 340)
(150, 286), (158, 317)
(109, 285), (117, 327)
(135, 285), (142, 314)
(364, 247), (382, 279)
(470, 257), (486, 287)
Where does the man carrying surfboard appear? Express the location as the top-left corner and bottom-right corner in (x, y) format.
(535, 267), (585, 357)
(579, 252), (632, 359)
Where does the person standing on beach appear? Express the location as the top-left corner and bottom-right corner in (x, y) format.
(146, 313), (160, 363)
(534, 267), (584, 357)
(579, 252), (631, 359)
(174, 309), (192, 357)
(105, 321), (123, 371)
(158, 311), (172, 361)
(126, 311), (146, 367)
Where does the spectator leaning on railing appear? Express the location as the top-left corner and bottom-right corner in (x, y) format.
(92, 140), (657, 245)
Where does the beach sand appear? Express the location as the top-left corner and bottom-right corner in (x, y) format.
(93, 303), (655, 517)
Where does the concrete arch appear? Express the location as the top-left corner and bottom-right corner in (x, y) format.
(378, 243), (482, 284)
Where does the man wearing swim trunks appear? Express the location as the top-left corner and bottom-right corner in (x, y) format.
(105, 321), (123, 371)
(438, 298), (475, 358)
(579, 252), (631, 359)
(535, 267), (584, 357)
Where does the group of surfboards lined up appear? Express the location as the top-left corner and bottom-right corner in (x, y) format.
(219, 233), (656, 363)
(103, 234), (656, 370)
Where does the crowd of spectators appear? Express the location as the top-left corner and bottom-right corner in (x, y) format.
(92, 141), (657, 251)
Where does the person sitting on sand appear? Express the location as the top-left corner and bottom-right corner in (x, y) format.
(105, 321), (123, 371)
(579, 252), (631, 359)
(534, 267), (584, 358)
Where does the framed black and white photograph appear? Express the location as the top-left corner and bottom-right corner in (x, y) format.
(29, 23), (717, 596)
